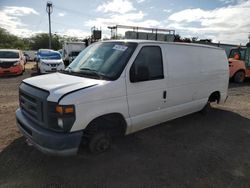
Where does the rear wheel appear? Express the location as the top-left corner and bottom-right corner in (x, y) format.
(200, 102), (211, 115)
(234, 71), (245, 83)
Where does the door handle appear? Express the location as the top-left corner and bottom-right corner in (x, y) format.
(163, 90), (167, 99)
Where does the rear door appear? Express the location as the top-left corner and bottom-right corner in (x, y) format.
(126, 44), (167, 133)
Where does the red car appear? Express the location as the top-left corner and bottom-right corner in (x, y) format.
(0, 49), (25, 76)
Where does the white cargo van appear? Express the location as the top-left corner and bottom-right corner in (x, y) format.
(16, 40), (229, 156)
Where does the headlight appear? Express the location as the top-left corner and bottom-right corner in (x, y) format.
(56, 105), (75, 114)
(41, 61), (48, 66)
(55, 105), (75, 131)
(13, 61), (20, 66)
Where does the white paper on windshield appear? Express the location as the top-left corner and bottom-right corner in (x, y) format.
(113, 45), (128, 51)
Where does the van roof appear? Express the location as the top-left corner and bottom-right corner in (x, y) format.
(103, 40), (224, 50)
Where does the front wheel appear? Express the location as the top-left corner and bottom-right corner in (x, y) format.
(89, 132), (111, 154)
(234, 71), (245, 83)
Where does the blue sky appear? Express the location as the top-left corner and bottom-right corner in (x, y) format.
(0, 0), (250, 44)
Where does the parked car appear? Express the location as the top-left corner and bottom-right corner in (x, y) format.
(228, 45), (250, 83)
(16, 40), (229, 156)
(37, 49), (65, 74)
(0, 49), (25, 76)
(35, 49), (51, 62)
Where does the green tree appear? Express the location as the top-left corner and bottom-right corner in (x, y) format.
(29, 33), (63, 50)
(0, 27), (28, 49)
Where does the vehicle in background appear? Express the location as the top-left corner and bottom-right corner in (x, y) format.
(0, 49), (25, 76)
(23, 52), (31, 63)
(23, 50), (36, 61)
(16, 40), (229, 156)
(58, 49), (63, 56)
(69, 51), (81, 63)
(62, 42), (86, 66)
(35, 49), (51, 62)
(228, 45), (250, 83)
(37, 50), (65, 74)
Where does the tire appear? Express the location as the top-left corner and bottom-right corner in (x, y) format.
(200, 102), (211, 115)
(89, 132), (111, 154)
(37, 66), (41, 74)
(20, 66), (25, 76)
(36, 62), (39, 73)
(234, 71), (245, 83)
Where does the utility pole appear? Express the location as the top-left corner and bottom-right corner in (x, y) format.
(46, 1), (53, 49)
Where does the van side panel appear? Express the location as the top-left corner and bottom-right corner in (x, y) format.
(164, 44), (203, 107)
(164, 44), (228, 116)
(195, 46), (229, 103)
(166, 44), (228, 106)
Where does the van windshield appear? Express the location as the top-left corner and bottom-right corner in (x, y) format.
(65, 42), (137, 80)
(229, 48), (246, 60)
(0, 51), (19, 58)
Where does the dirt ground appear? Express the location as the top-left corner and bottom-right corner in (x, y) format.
(0, 63), (250, 188)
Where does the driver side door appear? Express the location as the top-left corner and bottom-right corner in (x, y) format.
(126, 44), (167, 133)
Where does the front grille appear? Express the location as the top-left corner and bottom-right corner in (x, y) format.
(0, 61), (15, 68)
(19, 83), (49, 128)
(50, 64), (59, 67)
(20, 91), (40, 122)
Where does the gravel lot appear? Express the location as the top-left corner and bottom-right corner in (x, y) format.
(0, 62), (250, 188)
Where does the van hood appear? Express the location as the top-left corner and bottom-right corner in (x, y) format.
(23, 72), (106, 102)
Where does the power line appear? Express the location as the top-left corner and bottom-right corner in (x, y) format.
(34, 12), (47, 31)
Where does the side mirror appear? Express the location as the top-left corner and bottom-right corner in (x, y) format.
(130, 65), (149, 82)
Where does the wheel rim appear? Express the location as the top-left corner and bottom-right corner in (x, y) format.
(96, 138), (110, 152)
(237, 72), (245, 82)
(239, 73), (244, 82)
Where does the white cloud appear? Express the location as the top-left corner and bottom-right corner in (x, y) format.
(167, 0), (250, 44)
(58, 12), (66, 17)
(2, 6), (39, 16)
(163, 9), (172, 13)
(0, 6), (39, 37)
(137, 0), (145, 3)
(97, 0), (136, 14)
(85, 10), (161, 29)
(62, 29), (90, 38)
(220, 0), (235, 4)
(85, 10), (161, 37)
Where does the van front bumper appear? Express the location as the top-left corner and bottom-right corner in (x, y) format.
(16, 108), (82, 156)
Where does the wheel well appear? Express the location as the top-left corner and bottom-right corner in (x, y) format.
(234, 69), (245, 77)
(208, 91), (220, 103)
(84, 113), (127, 137)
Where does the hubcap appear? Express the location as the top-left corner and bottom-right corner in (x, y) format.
(96, 138), (110, 152)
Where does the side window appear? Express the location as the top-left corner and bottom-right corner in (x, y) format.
(130, 46), (164, 82)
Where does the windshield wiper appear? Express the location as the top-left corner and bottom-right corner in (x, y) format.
(79, 68), (108, 80)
